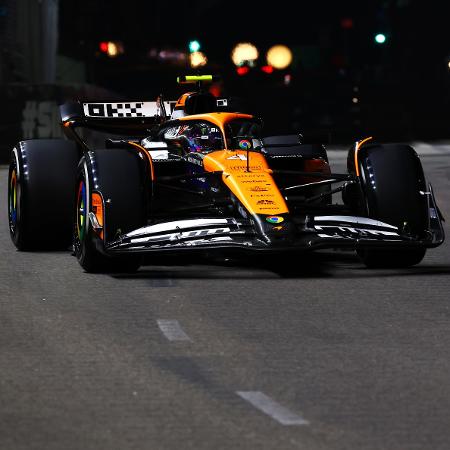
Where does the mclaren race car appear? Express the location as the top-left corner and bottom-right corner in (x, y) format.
(7, 75), (445, 272)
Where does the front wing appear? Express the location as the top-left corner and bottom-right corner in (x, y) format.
(104, 181), (444, 255)
(105, 212), (444, 255)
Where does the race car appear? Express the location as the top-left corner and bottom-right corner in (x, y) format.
(7, 75), (445, 272)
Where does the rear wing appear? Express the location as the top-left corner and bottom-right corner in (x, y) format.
(60, 100), (176, 127)
(60, 98), (231, 127)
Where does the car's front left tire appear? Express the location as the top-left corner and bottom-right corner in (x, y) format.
(74, 149), (148, 273)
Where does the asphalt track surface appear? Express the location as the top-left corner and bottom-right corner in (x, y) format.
(1, 143), (450, 450)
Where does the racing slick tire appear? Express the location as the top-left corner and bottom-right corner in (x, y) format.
(74, 149), (147, 273)
(354, 143), (427, 268)
(8, 139), (79, 250)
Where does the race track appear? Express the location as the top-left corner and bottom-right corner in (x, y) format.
(1, 144), (450, 450)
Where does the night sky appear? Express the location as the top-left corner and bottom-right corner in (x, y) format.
(59, 0), (449, 67)
(57, 0), (449, 139)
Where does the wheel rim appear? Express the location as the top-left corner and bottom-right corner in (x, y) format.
(9, 168), (17, 233)
(76, 180), (87, 242)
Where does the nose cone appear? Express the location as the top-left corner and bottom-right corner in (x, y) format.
(254, 214), (296, 246)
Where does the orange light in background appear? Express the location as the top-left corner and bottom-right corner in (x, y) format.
(266, 45), (293, 69)
(231, 43), (259, 66)
(107, 42), (118, 57)
(190, 51), (207, 68)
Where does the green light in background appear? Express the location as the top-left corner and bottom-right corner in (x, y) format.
(375, 33), (387, 44)
(188, 40), (201, 53)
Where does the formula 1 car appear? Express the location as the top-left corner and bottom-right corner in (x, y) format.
(8, 75), (445, 272)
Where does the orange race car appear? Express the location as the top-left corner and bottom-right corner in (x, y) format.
(8, 75), (445, 272)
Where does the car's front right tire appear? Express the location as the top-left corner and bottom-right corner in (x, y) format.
(353, 143), (428, 268)
(8, 139), (79, 250)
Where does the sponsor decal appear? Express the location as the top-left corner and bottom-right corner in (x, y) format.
(227, 154), (247, 160)
(252, 138), (263, 149)
(131, 227), (231, 244)
(257, 199), (275, 205)
(238, 139), (252, 150)
(249, 186), (269, 192)
(216, 98), (228, 107)
(229, 165), (263, 171)
(82, 101), (174, 118)
(266, 216), (284, 224)
(314, 225), (399, 237)
(84, 102), (144, 118)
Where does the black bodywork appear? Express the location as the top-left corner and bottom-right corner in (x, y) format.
(60, 100), (444, 258)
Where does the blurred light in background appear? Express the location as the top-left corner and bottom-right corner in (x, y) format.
(236, 66), (250, 76)
(352, 97), (359, 104)
(340, 18), (354, 29)
(188, 40), (201, 53)
(266, 45), (293, 69)
(147, 48), (187, 64)
(284, 74), (292, 86)
(99, 41), (124, 57)
(374, 33), (387, 44)
(190, 51), (207, 68)
(261, 65), (274, 74)
(231, 43), (259, 66)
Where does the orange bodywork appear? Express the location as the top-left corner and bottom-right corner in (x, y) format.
(204, 150), (289, 216)
(91, 192), (104, 240)
(175, 92), (193, 108)
(354, 136), (373, 177)
(178, 112), (289, 217)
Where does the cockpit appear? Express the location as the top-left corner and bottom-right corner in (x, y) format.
(156, 117), (263, 155)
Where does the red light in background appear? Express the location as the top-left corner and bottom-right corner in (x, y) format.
(340, 18), (354, 29)
(236, 66), (250, 76)
(209, 84), (222, 97)
(261, 65), (274, 74)
(99, 42), (108, 53)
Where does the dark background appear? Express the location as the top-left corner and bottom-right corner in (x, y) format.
(0, 0), (449, 153)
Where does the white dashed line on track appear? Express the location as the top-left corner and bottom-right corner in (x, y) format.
(157, 319), (192, 341)
(236, 391), (309, 426)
